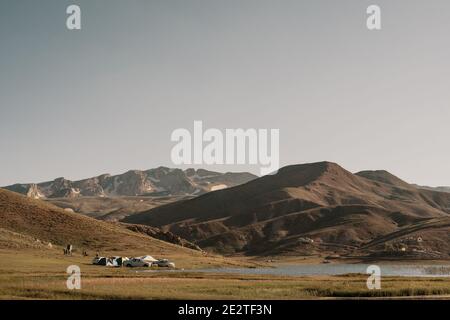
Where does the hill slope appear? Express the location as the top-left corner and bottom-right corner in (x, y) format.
(124, 162), (450, 258)
(0, 189), (203, 257)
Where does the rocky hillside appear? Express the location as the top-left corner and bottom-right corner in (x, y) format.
(2, 167), (256, 199)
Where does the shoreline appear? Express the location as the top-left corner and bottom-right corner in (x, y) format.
(238, 254), (450, 267)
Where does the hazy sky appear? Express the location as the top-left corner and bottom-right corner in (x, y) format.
(1, 0), (449, 186)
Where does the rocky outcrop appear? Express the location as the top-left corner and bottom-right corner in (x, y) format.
(25, 184), (44, 199)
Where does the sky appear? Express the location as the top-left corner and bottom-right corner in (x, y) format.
(1, 0), (449, 186)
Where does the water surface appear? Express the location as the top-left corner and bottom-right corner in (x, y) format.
(178, 264), (450, 277)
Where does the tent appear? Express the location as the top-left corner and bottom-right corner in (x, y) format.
(140, 255), (157, 262)
(93, 256), (129, 267)
(95, 257), (108, 266)
(93, 257), (114, 266)
(112, 257), (129, 267)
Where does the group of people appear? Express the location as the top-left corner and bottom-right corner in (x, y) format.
(63, 244), (73, 255)
(62, 244), (92, 257)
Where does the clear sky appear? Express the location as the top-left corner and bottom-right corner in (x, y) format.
(1, 0), (449, 186)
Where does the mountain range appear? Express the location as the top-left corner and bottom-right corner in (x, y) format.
(2, 167), (257, 199)
(124, 162), (450, 259)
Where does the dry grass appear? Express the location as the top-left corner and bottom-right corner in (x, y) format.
(1, 250), (450, 300)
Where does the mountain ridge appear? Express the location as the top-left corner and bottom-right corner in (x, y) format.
(2, 167), (257, 199)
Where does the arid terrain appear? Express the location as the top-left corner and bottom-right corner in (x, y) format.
(1, 162), (450, 300)
(0, 188), (244, 267)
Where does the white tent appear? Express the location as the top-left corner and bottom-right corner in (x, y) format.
(140, 255), (157, 262)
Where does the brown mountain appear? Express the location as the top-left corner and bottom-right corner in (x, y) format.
(2, 167), (257, 199)
(0, 188), (203, 256)
(124, 162), (450, 258)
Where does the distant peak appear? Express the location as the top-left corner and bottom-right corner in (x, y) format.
(355, 170), (410, 187)
(277, 161), (344, 175)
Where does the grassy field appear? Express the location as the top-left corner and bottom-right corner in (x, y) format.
(1, 249), (450, 300)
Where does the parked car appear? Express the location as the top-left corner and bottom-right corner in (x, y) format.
(123, 257), (153, 268)
(155, 259), (175, 268)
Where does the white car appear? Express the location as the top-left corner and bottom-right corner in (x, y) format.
(123, 258), (153, 268)
(155, 259), (176, 268)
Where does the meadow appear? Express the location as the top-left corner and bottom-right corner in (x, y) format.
(1, 250), (450, 300)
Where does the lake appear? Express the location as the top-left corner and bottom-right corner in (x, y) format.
(175, 264), (450, 277)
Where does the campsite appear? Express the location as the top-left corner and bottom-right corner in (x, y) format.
(92, 255), (176, 268)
